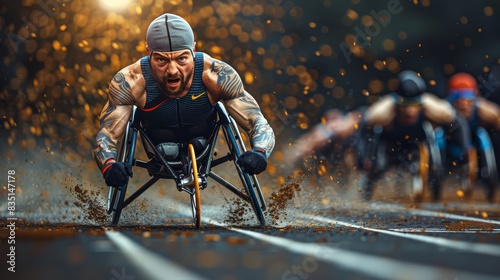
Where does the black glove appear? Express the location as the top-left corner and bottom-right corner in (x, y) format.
(103, 162), (133, 187)
(237, 148), (267, 175)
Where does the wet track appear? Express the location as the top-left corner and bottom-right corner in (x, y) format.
(1, 170), (500, 280)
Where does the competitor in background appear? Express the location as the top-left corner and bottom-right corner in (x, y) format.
(439, 72), (500, 200)
(354, 70), (469, 200)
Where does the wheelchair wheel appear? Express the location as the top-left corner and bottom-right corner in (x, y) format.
(358, 134), (385, 201)
(188, 144), (202, 229)
(423, 122), (443, 200)
(224, 118), (266, 226)
(109, 107), (138, 226)
(476, 128), (498, 201)
(415, 143), (429, 201)
(358, 172), (374, 201)
(462, 148), (478, 198)
(111, 184), (128, 226)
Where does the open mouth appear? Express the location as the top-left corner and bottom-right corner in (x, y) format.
(166, 78), (180, 87)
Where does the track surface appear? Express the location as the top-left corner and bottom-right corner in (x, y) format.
(1, 170), (500, 280)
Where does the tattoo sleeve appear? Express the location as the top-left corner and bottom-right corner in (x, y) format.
(211, 59), (275, 156)
(94, 72), (135, 170)
(211, 60), (245, 100)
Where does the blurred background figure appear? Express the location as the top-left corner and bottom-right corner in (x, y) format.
(438, 72), (500, 201)
(486, 66), (500, 186)
(283, 109), (362, 166)
(281, 108), (363, 187)
(354, 70), (469, 201)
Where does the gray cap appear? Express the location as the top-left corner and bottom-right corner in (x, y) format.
(146, 13), (194, 55)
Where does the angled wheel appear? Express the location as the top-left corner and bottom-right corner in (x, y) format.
(423, 122), (442, 200)
(476, 128), (498, 201)
(108, 107), (137, 226)
(357, 128), (385, 201)
(188, 144), (202, 229)
(111, 183), (128, 226)
(358, 172), (374, 201)
(415, 143), (429, 201)
(223, 120), (266, 226)
(461, 148), (478, 198)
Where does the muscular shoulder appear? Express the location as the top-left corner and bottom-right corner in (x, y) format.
(421, 92), (456, 124)
(477, 97), (500, 112)
(109, 59), (146, 106)
(477, 97), (500, 127)
(364, 94), (395, 126)
(201, 53), (244, 102)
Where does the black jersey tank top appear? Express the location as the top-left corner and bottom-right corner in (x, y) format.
(138, 52), (216, 144)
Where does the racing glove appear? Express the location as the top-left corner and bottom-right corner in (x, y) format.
(102, 161), (133, 187)
(237, 148), (268, 175)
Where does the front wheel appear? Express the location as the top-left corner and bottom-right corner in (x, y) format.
(476, 128), (498, 201)
(225, 124), (266, 226)
(111, 183), (128, 226)
(462, 148), (478, 198)
(414, 143), (429, 202)
(188, 144), (202, 229)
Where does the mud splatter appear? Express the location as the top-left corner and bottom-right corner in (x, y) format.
(267, 171), (307, 226)
(69, 184), (107, 225)
(224, 196), (252, 225)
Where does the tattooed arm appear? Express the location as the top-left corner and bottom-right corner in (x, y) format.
(203, 55), (275, 157)
(94, 63), (145, 171)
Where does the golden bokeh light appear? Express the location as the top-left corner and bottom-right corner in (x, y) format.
(100, 0), (132, 11)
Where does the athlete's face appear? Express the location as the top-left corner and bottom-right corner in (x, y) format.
(453, 98), (475, 119)
(148, 50), (194, 98)
(396, 104), (421, 125)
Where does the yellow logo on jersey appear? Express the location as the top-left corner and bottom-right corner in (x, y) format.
(191, 91), (206, 100)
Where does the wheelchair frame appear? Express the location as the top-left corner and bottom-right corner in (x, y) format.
(437, 126), (498, 201)
(357, 121), (443, 201)
(475, 127), (498, 201)
(106, 102), (267, 227)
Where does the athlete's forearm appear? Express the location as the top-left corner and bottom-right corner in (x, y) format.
(94, 71), (136, 171)
(248, 116), (275, 157)
(94, 130), (119, 170)
(222, 90), (274, 157)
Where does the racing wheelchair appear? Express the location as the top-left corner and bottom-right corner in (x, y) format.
(356, 121), (443, 201)
(437, 126), (498, 201)
(106, 102), (267, 228)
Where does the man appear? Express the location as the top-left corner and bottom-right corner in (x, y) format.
(94, 13), (275, 187)
(447, 72), (500, 131)
(445, 72), (500, 200)
(355, 70), (469, 199)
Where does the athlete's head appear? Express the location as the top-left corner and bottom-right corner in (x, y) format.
(447, 72), (478, 100)
(146, 13), (196, 97)
(146, 13), (195, 56)
(447, 72), (478, 119)
(395, 70), (426, 105)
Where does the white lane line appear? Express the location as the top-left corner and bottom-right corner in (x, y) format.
(389, 228), (500, 233)
(369, 202), (500, 225)
(302, 214), (500, 258)
(408, 208), (500, 225)
(106, 230), (206, 280)
(206, 219), (497, 280)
